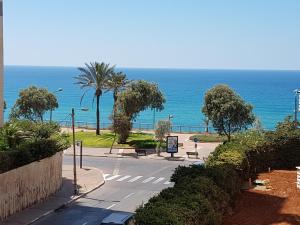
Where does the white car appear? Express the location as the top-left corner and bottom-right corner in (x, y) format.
(192, 160), (205, 166)
(100, 212), (134, 225)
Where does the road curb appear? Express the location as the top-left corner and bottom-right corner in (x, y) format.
(26, 168), (105, 225)
(64, 153), (129, 158)
(64, 153), (188, 161)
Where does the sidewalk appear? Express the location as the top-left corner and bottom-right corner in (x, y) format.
(1, 166), (105, 225)
(64, 132), (220, 162)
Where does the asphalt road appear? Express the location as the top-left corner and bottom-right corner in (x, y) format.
(33, 155), (190, 225)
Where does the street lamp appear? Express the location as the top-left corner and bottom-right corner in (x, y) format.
(168, 114), (173, 135)
(71, 107), (88, 195)
(50, 88), (63, 122)
(294, 89), (300, 123)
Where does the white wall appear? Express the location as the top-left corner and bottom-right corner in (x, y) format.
(0, 152), (63, 220)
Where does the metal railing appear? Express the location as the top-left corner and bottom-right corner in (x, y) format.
(57, 120), (214, 133)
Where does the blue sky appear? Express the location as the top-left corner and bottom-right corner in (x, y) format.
(4, 0), (300, 70)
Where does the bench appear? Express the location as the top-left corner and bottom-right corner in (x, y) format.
(135, 149), (147, 156)
(186, 151), (198, 158)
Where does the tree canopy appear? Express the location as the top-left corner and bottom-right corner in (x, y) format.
(202, 84), (255, 141)
(10, 86), (58, 122)
(113, 80), (165, 143)
(117, 80), (165, 119)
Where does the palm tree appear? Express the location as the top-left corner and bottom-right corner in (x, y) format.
(107, 72), (129, 154)
(75, 62), (115, 135)
(107, 72), (129, 115)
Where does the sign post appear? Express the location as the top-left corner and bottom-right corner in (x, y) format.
(76, 140), (83, 168)
(166, 136), (178, 158)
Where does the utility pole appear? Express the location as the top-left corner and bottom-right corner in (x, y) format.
(0, 0), (4, 127)
(71, 108), (78, 195)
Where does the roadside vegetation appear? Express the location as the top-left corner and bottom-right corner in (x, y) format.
(189, 133), (227, 143)
(0, 86), (69, 173)
(202, 84), (255, 141)
(71, 131), (158, 149)
(0, 120), (70, 173)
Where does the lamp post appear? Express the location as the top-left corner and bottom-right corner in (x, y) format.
(50, 88), (63, 122)
(71, 107), (88, 195)
(168, 114), (173, 135)
(294, 89), (300, 124)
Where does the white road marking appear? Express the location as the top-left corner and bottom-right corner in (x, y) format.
(105, 174), (173, 185)
(164, 181), (172, 185)
(113, 157), (122, 175)
(82, 222), (88, 225)
(105, 175), (121, 181)
(153, 177), (165, 184)
(123, 192), (135, 199)
(106, 204), (116, 209)
(103, 174), (111, 180)
(142, 177), (156, 183)
(116, 175), (131, 181)
(128, 176), (143, 182)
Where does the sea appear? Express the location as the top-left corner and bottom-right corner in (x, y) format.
(4, 66), (300, 131)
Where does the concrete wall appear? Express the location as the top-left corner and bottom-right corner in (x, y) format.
(0, 152), (63, 220)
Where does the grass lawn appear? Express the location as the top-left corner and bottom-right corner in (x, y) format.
(189, 133), (227, 142)
(71, 131), (157, 149)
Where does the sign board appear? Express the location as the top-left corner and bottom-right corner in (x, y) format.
(297, 167), (300, 189)
(166, 136), (178, 153)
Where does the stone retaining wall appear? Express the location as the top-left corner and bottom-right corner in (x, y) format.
(0, 152), (62, 220)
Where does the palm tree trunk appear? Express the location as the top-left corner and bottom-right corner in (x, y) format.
(96, 94), (100, 135)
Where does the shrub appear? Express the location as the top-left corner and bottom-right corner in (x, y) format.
(135, 201), (185, 225)
(175, 176), (230, 214)
(171, 165), (241, 198)
(0, 120), (70, 173)
(135, 186), (221, 225)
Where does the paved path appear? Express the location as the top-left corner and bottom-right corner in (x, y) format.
(2, 165), (104, 225)
(30, 155), (189, 225)
(64, 131), (220, 162)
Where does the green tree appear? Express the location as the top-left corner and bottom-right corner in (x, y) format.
(114, 80), (165, 143)
(75, 62), (115, 135)
(202, 84), (255, 141)
(274, 115), (299, 135)
(10, 86), (58, 122)
(155, 120), (170, 156)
